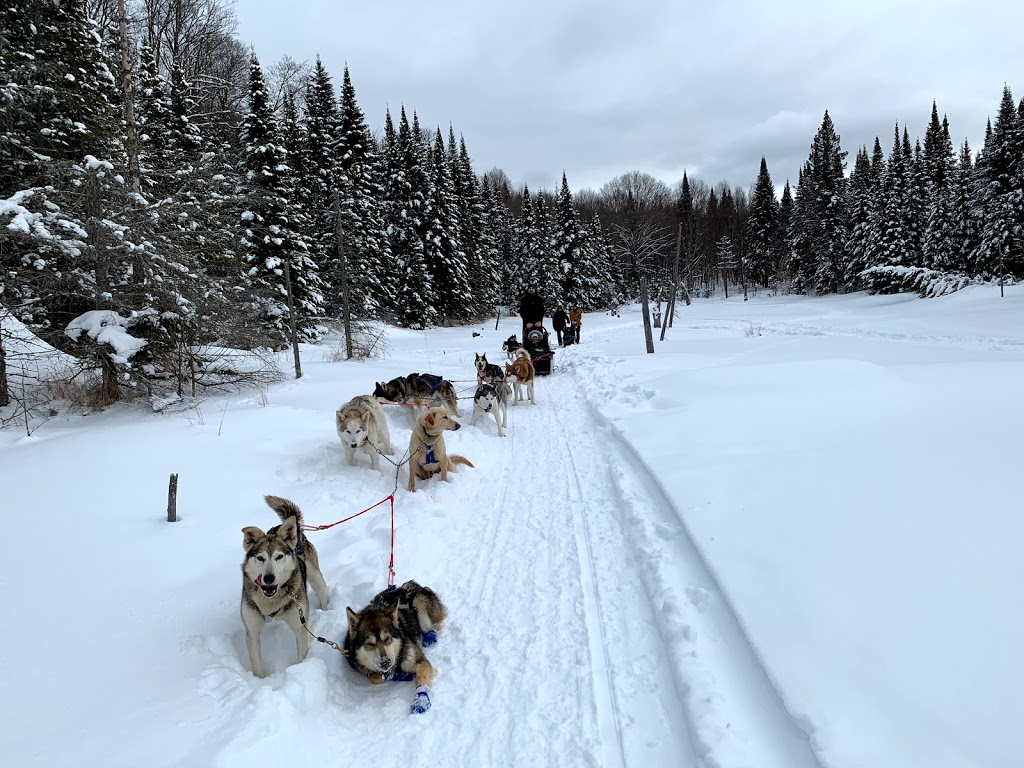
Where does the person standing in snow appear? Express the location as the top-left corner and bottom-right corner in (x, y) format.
(551, 307), (568, 345)
(519, 284), (545, 335)
(568, 306), (583, 342)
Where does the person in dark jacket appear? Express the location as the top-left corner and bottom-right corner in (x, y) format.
(551, 307), (568, 345)
(518, 284), (545, 335)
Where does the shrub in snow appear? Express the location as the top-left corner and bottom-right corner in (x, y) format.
(861, 265), (981, 298)
(65, 310), (151, 406)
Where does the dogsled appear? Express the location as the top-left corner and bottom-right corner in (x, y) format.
(561, 324), (577, 347)
(524, 323), (554, 375)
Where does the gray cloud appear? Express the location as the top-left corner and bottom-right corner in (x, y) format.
(236, 0), (1024, 196)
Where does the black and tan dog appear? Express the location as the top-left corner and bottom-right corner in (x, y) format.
(501, 334), (522, 360)
(241, 495), (330, 678)
(373, 373), (459, 418)
(474, 352), (506, 385)
(407, 407), (475, 492)
(344, 581), (447, 713)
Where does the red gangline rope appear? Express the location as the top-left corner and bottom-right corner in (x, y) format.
(300, 495), (397, 586)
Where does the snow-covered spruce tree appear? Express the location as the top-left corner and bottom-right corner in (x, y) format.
(863, 124), (914, 293)
(0, 0), (137, 337)
(238, 55), (322, 345)
(786, 165), (814, 293)
(532, 191), (562, 308)
(136, 44), (176, 194)
(745, 157), (781, 289)
(844, 147), (874, 290)
(384, 107), (433, 327)
(587, 212), (618, 308)
(423, 128), (471, 325)
(552, 173), (591, 308)
(946, 139), (980, 274)
(456, 137), (501, 315)
(483, 176), (518, 312)
(808, 111), (850, 293)
(972, 86), (1023, 281)
(776, 180), (793, 285)
(1, 0), (119, 195)
(168, 62), (204, 157)
(302, 57), (341, 314)
(512, 185), (540, 295)
(279, 91), (327, 333)
(335, 66), (393, 317)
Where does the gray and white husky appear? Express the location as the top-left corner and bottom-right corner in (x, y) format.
(336, 394), (395, 474)
(240, 496), (331, 678)
(470, 381), (508, 437)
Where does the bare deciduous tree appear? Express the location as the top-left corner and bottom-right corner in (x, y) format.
(612, 215), (667, 354)
(266, 55), (311, 116)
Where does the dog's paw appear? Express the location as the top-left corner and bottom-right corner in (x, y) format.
(420, 629), (438, 647)
(411, 685), (431, 714)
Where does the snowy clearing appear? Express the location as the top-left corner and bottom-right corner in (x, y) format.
(2, 286), (1021, 768)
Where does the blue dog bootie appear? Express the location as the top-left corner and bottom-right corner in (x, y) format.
(420, 629), (438, 647)
(389, 669), (414, 682)
(411, 685), (431, 714)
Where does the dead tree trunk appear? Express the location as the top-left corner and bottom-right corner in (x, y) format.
(333, 193), (354, 359)
(118, 0), (147, 285)
(0, 326), (9, 408)
(282, 259), (302, 379)
(167, 473), (178, 522)
(639, 273), (655, 354)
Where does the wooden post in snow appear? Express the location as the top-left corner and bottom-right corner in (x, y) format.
(167, 473), (179, 522)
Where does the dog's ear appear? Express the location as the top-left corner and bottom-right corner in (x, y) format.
(242, 526), (264, 551)
(277, 516), (299, 548)
(423, 409), (437, 429)
(346, 607), (360, 637)
(390, 601), (401, 627)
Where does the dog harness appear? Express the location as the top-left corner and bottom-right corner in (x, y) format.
(414, 374), (444, 394)
(424, 443), (436, 464)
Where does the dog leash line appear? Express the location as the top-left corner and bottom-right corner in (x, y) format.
(300, 494), (394, 532)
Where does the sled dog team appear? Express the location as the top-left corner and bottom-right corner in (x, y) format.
(240, 341), (541, 712)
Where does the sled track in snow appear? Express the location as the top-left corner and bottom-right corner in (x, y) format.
(559, 352), (826, 768)
(553, 411), (627, 768)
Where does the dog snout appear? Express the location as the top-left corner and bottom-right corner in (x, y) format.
(377, 656), (393, 670)
(262, 573), (275, 585)
(452, 422), (461, 430)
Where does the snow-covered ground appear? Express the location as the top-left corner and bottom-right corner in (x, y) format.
(2, 286), (1021, 768)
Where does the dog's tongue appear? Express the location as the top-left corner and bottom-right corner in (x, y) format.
(254, 574), (264, 586)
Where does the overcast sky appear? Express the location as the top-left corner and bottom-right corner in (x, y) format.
(235, 0), (1023, 196)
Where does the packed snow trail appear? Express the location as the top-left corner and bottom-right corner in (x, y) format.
(391, 351), (824, 768)
(423, 367), (693, 767)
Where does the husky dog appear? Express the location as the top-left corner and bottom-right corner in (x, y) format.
(470, 381), (508, 437)
(241, 496), (331, 678)
(336, 394), (395, 473)
(501, 334), (522, 360)
(505, 347), (536, 405)
(374, 373), (460, 417)
(344, 581), (448, 714)
(407, 407), (475, 492)
(474, 352), (506, 385)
